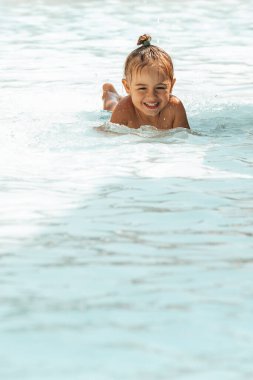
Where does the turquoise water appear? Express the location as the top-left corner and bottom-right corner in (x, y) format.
(1, 0), (253, 379)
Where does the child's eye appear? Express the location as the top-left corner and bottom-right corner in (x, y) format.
(156, 86), (166, 91)
(138, 87), (146, 91)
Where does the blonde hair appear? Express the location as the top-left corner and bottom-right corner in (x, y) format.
(124, 34), (174, 81)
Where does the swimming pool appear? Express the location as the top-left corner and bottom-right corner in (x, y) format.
(0, 0), (253, 379)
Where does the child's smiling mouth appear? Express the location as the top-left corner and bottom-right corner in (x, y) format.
(143, 101), (160, 110)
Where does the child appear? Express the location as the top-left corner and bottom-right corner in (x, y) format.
(102, 34), (190, 130)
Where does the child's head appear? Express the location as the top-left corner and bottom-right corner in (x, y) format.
(123, 34), (174, 82)
(122, 35), (176, 118)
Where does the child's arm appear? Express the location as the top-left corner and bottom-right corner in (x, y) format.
(110, 96), (133, 127)
(171, 98), (190, 129)
(110, 103), (128, 126)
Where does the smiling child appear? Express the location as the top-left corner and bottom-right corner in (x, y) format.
(102, 34), (190, 130)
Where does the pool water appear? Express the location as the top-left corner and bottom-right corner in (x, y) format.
(0, 0), (253, 379)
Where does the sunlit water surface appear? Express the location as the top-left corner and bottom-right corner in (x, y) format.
(0, 0), (253, 379)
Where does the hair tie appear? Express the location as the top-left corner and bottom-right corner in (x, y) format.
(137, 34), (151, 47)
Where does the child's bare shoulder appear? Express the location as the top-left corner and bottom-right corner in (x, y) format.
(165, 95), (185, 111)
(110, 96), (135, 127)
(163, 95), (190, 129)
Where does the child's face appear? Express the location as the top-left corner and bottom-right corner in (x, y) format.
(122, 66), (175, 118)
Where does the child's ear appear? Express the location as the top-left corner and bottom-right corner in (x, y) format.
(171, 78), (176, 91)
(122, 79), (130, 94)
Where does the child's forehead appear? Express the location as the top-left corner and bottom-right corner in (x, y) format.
(130, 66), (171, 83)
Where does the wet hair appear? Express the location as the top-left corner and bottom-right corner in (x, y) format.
(124, 34), (174, 82)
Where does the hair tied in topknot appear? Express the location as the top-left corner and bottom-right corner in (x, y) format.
(137, 34), (151, 47)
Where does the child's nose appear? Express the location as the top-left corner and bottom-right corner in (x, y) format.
(147, 88), (157, 98)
